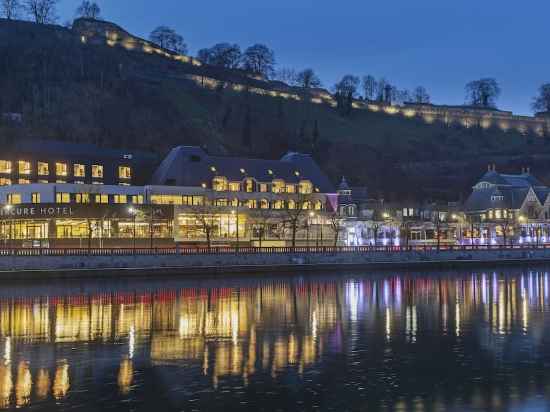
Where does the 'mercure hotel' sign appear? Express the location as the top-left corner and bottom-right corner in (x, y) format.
(0, 206), (75, 218)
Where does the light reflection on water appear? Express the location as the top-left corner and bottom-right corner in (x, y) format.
(0, 269), (548, 411)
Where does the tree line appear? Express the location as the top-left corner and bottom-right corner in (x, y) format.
(2, 1), (550, 115)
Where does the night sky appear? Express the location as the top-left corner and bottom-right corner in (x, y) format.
(57, 0), (550, 115)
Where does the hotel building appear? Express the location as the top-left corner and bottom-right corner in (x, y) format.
(0, 141), (337, 248)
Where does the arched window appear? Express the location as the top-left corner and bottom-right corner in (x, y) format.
(302, 201), (311, 210)
(287, 199), (296, 210)
(273, 199), (284, 209)
(260, 199), (270, 209)
(230, 198), (239, 207)
(299, 180), (313, 194)
(247, 199), (257, 209)
(272, 179), (285, 193)
(244, 178), (255, 193)
(314, 200), (323, 210)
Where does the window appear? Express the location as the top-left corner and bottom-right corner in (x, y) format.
(118, 166), (131, 179)
(56, 192), (71, 204)
(272, 179), (285, 193)
(247, 199), (257, 209)
(260, 199), (270, 209)
(18, 179), (30, 184)
(228, 182), (240, 192)
(38, 179), (48, 184)
(56, 180), (66, 184)
(95, 194), (108, 204)
(314, 200), (322, 210)
(244, 179), (254, 193)
(74, 181), (84, 185)
(151, 195), (183, 205)
(302, 201), (312, 210)
(131, 195), (144, 204)
(215, 198), (228, 207)
(273, 199), (284, 209)
(7, 193), (21, 205)
(18, 161), (31, 175)
(212, 176), (228, 191)
(75, 193), (90, 204)
(56, 162), (68, 176)
(114, 194), (127, 204)
(299, 180), (313, 194)
(259, 183), (268, 193)
(230, 198), (239, 207)
(0, 178), (11, 186)
(287, 199), (296, 209)
(491, 195), (504, 202)
(495, 209), (502, 219)
(286, 184), (296, 194)
(31, 193), (41, 204)
(92, 165), (103, 178)
(0, 160), (11, 174)
(92, 181), (104, 185)
(74, 164), (85, 177)
(38, 162), (49, 176)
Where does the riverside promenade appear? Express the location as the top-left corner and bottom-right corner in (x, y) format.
(0, 245), (550, 278)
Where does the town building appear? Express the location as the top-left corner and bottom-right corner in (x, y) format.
(0, 142), (337, 248)
(463, 165), (550, 244)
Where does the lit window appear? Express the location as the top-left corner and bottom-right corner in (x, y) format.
(56, 180), (66, 184)
(7, 193), (21, 205)
(56, 192), (71, 204)
(56, 162), (68, 176)
(92, 165), (103, 178)
(114, 194), (127, 204)
(212, 176), (228, 191)
(273, 200), (284, 209)
(38, 179), (48, 184)
(38, 162), (49, 176)
(314, 200), (322, 210)
(118, 166), (131, 179)
(0, 160), (12, 174)
(287, 199), (296, 209)
(131, 195), (144, 204)
(215, 198), (228, 206)
(247, 199), (257, 209)
(259, 183), (268, 193)
(260, 199), (270, 209)
(92, 181), (104, 185)
(244, 179), (254, 193)
(119, 183), (130, 186)
(0, 178), (11, 186)
(31, 193), (41, 204)
(74, 164), (85, 177)
(75, 193), (90, 204)
(272, 179), (285, 193)
(18, 179), (30, 184)
(286, 185), (296, 193)
(18, 161), (31, 175)
(302, 201), (311, 210)
(95, 194), (108, 204)
(228, 182), (240, 192)
(230, 198), (239, 207)
(74, 181), (84, 185)
(299, 180), (313, 194)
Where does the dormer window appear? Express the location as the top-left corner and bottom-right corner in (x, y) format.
(299, 180), (313, 194)
(477, 182), (492, 189)
(272, 179), (285, 193)
(491, 195), (504, 201)
(212, 176), (228, 191)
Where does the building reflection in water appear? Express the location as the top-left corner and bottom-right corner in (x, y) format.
(0, 271), (547, 408)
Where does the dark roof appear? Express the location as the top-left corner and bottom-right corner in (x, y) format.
(151, 146), (336, 193)
(9, 139), (158, 162)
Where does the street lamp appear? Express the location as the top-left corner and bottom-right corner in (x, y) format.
(128, 207), (137, 252)
(231, 209), (239, 251)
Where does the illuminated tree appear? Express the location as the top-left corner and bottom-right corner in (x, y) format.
(242, 44), (275, 78)
(75, 1), (100, 19)
(412, 86), (430, 103)
(465, 78), (500, 108)
(362, 75), (376, 100)
(1, 0), (20, 19)
(24, 0), (58, 24)
(149, 26), (187, 54)
(197, 43), (241, 68)
(296, 68), (322, 89)
(532, 83), (550, 113)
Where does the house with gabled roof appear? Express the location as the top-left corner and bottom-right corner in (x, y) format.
(464, 164), (550, 244)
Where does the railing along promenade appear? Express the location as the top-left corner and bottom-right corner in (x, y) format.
(0, 244), (549, 257)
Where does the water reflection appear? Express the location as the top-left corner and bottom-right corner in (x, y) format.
(0, 270), (548, 410)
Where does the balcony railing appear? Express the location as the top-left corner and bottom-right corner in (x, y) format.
(0, 244), (549, 257)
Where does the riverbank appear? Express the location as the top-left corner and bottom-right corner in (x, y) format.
(0, 248), (549, 279)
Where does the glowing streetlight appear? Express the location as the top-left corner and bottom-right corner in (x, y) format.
(128, 207), (137, 252)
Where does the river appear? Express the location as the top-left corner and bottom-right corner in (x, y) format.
(0, 267), (549, 411)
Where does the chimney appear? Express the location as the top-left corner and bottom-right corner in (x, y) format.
(492, 163), (496, 172)
(521, 167), (526, 174)
(527, 167), (531, 174)
(488, 164), (492, 172)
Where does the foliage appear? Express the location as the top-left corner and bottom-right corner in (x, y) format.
(197, 43), (241, 68)
(242, 44), (275, 78)
(532, 83), (550, 113)
(296, 68), (322, 89)
(465, 78), (501, 108)
(76, 1), (100, 19)
(23, 0), (58, 24)
(149, 26), (187, 55)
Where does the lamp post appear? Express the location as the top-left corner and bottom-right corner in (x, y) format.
(308, 211), (315, 250)
(128, 207), (137, 253)
(232, 209), (239, 252)
(149, 206), (154, 250)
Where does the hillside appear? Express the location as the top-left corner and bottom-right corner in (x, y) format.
(1, 18), (550, 201)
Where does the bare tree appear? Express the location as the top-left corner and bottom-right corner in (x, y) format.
(242, 44), (275, 78)
(412, 86), (430, 104)
(327, 211), (345, 247)
(249, 208), (274, 248)
(465, 78), (501, 108)
(362, 75), (376, 100)
(197, 43), (241, 68)
(333, 74), (360, 97)
(532, 83), (550, 113)
(76, 0), (100, 19)
(375, 77), (388, 101)
(149, 26), (188, 54)
(282, 195), (312, 249)
(273, 67), (298, 86)
(296, 68), (322, 89)
(24, 0), (58, 24)
(1, 0), (20, 19)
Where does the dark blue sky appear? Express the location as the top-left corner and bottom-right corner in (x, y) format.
(59, 0), (549, 115)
